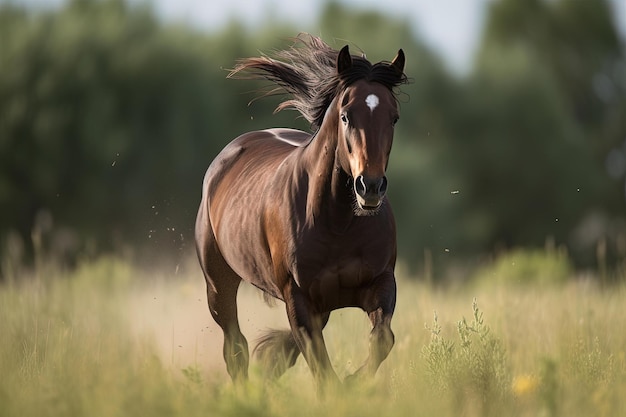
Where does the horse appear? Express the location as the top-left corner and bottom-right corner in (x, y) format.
(195, 34), (408, 388)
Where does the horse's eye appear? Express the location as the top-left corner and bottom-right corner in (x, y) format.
(341, 113), (349, 125)
(392, 116), (399, 127)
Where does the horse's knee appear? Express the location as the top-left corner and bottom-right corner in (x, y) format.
(368, 306), (394, 359)
(344, 323), (394, 381)
(371, 324), (394, 361)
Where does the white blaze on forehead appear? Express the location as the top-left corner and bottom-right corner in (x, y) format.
(365, 94), (379, 113)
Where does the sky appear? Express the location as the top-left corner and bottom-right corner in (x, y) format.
(8, 0), (626, 74)
(146, 0), (490, 73)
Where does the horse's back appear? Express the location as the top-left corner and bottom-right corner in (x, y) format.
(201, 128), (309, 196)
(235, 128), (311, 151)
(262, 128), (312, 147)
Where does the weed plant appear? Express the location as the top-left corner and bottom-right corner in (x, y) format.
(422, 299), (509, 416)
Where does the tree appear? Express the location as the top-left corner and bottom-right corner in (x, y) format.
(458, 0), (626, 261)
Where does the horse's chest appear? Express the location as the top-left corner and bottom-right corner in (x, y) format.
(314, 257), (374, 287)
(295, 251), (380, 310)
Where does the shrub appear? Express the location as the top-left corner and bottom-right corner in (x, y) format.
(473, 248), (572, 287)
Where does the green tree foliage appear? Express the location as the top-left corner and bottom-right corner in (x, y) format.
(481, 0), (624, 138)
(441, 51), (600, 251)
(0, 0), (297, 260)
(1, 0), (209, 256)
(0, 0), (624, 274)
(453, 0), (626, 259)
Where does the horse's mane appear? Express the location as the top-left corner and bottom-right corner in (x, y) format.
(228, 33), (409, 131)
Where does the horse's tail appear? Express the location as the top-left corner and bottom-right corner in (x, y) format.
(253, 329), (300, 379)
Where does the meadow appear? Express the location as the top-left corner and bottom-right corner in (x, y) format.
(1, 254), (625, 417)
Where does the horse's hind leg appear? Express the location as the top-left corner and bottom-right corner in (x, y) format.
(206, 273), (248, 382)
(196, 224), (249, 382)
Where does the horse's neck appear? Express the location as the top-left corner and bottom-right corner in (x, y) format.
(301, 118), (354, 231)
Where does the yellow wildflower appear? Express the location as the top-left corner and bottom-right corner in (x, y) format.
(512, 374), (538, 397)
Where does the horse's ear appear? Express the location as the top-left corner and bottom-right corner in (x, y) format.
(337, 45), (352, 74)
(390, 49), (405, 74)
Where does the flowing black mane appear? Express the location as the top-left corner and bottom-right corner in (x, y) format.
(228, 34), (409, 131)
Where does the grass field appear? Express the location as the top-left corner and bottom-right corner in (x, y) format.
(1, 255), (625, 417)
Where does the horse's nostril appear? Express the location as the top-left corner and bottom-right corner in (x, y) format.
(355, 175), (387, 199)
(378, 176), (388, 195)
(355, 175), (367, 198)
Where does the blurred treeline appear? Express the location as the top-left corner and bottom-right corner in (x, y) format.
(1, 0), (625, 277)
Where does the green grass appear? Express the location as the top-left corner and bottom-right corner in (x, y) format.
(1, 256), (625, 417)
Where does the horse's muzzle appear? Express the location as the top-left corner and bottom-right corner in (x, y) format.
(354, 175), (387, 210)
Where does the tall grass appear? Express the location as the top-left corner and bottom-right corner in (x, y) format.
(1, 256), (625, 417)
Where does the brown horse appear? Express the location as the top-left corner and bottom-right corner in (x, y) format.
(195, 34), (408, 387)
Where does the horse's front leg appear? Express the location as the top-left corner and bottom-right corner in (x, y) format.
(283, 280), (340, 389)
(348, 273), (397, 380)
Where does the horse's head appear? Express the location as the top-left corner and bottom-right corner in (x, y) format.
(334, 46), (406, 215)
